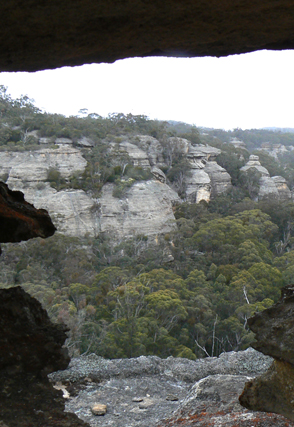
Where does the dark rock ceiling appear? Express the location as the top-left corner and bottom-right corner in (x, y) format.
(2, 0), (294, 72)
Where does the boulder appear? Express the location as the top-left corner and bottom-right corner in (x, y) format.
(239, 285), (294, 421)
(0, 286), (88, 427)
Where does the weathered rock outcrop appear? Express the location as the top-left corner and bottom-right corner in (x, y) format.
(239, 285), (294, 421)
(0, 146), (94, 237)
(116, 141), (151, 168)
(185, 169), (211, 203)
(241, 155), (270, 177)
(48, 349), (293, 427)
(0, 181), (55, 243)
(0, 137), (233, 238)
(0, 286), (88, 427)
(241, 155), (292, 201)
(3, 145), (87, 185)
(185, 144), (231, 201)
(134, 135), (164, 167)
(204, 160), (232, 196)
(99, 181), (179, 239)
(272, 176), (292, 201)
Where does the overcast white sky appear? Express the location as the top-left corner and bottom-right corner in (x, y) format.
(0, 49), (293, 130)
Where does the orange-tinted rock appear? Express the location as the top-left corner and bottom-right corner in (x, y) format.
(0, 182), (55, 243)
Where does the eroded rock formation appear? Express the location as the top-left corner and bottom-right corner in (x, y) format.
(239, 285), (294, 421)
(241, 155), (292, 201)
(0, 181), (55, 243)
(0, 286), (88, 426)
(0, 137), (232, 238)
(1, 0), (294, 72)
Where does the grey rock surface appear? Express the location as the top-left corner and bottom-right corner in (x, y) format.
(204, 161), (232, 196)
(258, 176), (279, 200)
(240, 155), (270, 177)
(272, 176), (292, 200)
(49, 349), (281, 427)
(99, 181), (179, 239)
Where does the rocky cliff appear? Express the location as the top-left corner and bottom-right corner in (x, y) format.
(0, 136), (232, 239)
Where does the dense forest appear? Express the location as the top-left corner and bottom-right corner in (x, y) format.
(1, 85), (294, 360)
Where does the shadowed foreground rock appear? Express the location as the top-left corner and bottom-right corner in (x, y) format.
(2, 0), (294, 71)
(239, 285), (294, 421)
(0, 286), (89, 427)
(0, 182), (56, 243)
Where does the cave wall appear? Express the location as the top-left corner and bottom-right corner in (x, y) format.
(1, 0), (294, 72)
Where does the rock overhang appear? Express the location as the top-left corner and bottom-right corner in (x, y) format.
(1, 0), (294, 72)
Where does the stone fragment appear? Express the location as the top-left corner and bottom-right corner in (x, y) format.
(139, 398), (155, 409)
(165, 394), (178, 401)
(91, 404), (107, 415)
(132, 397), (144, 402)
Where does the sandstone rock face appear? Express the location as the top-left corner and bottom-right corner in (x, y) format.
(258, 176), (280, 200)
(0, 182), (55, 243)
(2, 146), (87, 185)
(185, 143), (230, 200)
(1, 1), (294, 72)
(0, 147), (94, 237)
(151, 166), (166, 183)
(185, 169), (211, 203)
(99, 181), (180, 240)
(0, 139), (232, 238)
(24, 186), (100, 237)
(258, 176), (292, 201)
(241, 155), (292, 202)
(167, 137), (190, 155)
(272, 176), (292, 201)
(204, 160), (232, 196)
(241, 155), (270, 177)
(49, 349), (292, 427)
(117, 141), (151, 168)
(0, 286), (88, 427)
(134, 135), (164, 167)
(239, 285), (294, 421)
